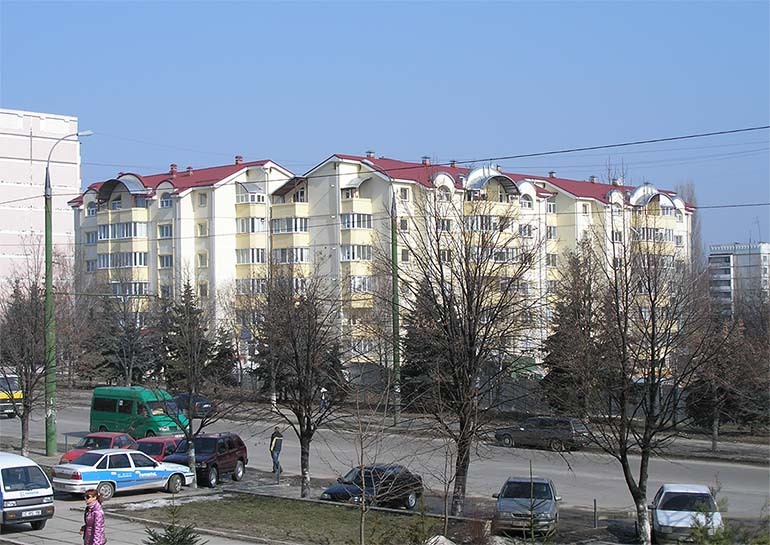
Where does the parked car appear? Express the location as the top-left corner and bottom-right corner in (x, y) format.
(59, 432), (138, 464)
(163, 432), (248, 487)
(320, 464), (423, 510)
(90, 386), (188, 438)
(136, 436), (181, 462)
(649, 484), (722, 544)
(173, 393), (213, 418)
(0, 452), (55, 531)
(492, 477), (561, 535)
(51, 448), (194, 501)
(494, 417), (589, 451)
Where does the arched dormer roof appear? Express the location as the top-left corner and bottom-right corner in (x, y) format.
(97, 173), (153, 201)
(629, 183), (676, 208)
(465, 166), (519, 195)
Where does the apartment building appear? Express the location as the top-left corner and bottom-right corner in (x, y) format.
(70, 152), (693, 369)
(708, 242), (770, 316)
(0, 108), (84, 280)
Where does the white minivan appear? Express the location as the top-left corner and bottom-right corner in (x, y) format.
(0, 452), (55, 531)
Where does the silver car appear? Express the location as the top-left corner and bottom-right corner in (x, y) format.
(492, 477), (561, 535)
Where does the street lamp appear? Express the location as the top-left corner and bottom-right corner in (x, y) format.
(45, 129), (92, 456)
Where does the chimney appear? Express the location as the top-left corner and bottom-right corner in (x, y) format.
(548, 171), (556, 178)
(450, 160), (457, 168)
(186, 166), (193, 176)
(235, 155), (243, 165)
(421, 156), (431, 166)
(365, 150), (375, 159)
(589, 175), (597, 183)
(169, 163), (177, 177)
(611, 177), (622, 186)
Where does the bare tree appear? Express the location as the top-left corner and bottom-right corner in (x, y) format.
(398, 183), (542, 516)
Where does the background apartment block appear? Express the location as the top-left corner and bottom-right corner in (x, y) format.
(0, 108), (83, 280)
(708, 242), (770, 316)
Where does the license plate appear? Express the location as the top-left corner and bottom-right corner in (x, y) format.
(22, 510), (42, 517)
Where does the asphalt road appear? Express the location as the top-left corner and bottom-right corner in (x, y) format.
(0, 405), (767, 521)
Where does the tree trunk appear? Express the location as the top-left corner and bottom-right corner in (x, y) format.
(635, 497), (652, 545)
(358, 498), (366, 545)
(711, 403), (721, 453)
(20, 411), (30, 457)
(300, 435), (311, 498)
(450, 432), (472, 516)
(188, 443), (198, 489)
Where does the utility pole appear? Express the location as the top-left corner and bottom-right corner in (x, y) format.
(390, 190), (401, 425)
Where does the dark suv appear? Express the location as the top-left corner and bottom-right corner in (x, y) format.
(164, 432), (248, 487)
(495, 417), (589, 452)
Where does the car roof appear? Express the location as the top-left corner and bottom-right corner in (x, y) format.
(84, 432), (129, 438)
(660, 484), (712, 494)
(0, 452), (40, 467)
(79, 448), (146, 456)
(137, 437), (178, 443)
(504, 476), (552, 484)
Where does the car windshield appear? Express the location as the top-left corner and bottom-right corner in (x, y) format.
(0, 376), (19, 392)
(572, 421), (589, 433)
(71, 452), (104, 467)
(76, 436), (112, 449)
(342, 468), (381, 487)
(501, 481), (553, 500)
(146, 400), (180, 416)
(173, 437), (217, 455)
(660, 493), (717, 512)
(2, 466), (49, 491)
(137, 442), (163, 456)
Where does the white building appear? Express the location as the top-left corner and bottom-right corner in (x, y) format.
(708, 242), (770, 316)
(0, 109), (84, 280)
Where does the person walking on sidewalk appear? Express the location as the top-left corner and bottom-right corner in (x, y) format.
(80, 489), (106, 545)
(269, 426), (283, 474)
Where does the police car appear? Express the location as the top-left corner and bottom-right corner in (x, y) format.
(51, 448), (194, 500)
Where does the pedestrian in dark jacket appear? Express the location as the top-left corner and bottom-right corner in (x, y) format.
(269, 426), (283, 474)
(80, 489), (106, 545)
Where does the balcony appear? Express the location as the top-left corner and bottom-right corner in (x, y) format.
(97, 207), (149, 223)
(272, 202), (309, 219)
(340, 198), (373, 215)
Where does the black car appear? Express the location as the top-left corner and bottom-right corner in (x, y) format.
(494, 417), (589, 451)
(320, 464), (423, 510)
(173, 393), (213, 418)
(163, 432), (247, 487)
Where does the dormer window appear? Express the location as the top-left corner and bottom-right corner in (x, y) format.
(110, 198), (122, 210)
(519, 195), (533, 209)
(86, 202), (97, 217)
(437, 186), (451, 202)
(342, 188), (357, 200)
(293, 187), (306, 203)
(160, 193), (172, 208)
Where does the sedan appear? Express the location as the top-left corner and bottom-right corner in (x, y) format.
(492, 477), (561, 535)
(136, 436), (180, 462)
(173, 393), (213, 418)
(320, 464), (422, 510)
(649, 484), (722, 544)
(59, 432), (138, 464)
(51, 448), (194, 501)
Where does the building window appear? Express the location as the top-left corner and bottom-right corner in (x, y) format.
(237, 217), (267, 233)
(271, 217), (308, 233)
(236, 248), (266, 264)
(401, 249), (410, 262)
(612, 203), (622, 216)
(236, 278), (266, 294)
(111, 198), (122, 210)
(85, 231), (97, 245)
(159, 255), (173, 269)
(582, 203), (590, 216)
(350, 276), (373, 293)
(111, 282), (149, 296)
(198, 193), (208, 207)
(272, 247), (309, 264)
(86, 202), (97, 216)
(437, 186), (451, 202)
(675, 235), (684, 247)
(158, 224), (172, 238)
(519, 195), (533, 209)
(612, 230), (623, 243)
(340, 245), (372, 262)
(494, 248), (518, 263)
(467, 215), (496, 232)
(85, 260), (96, 273)
(236, 191), (265, 203)
(198, 222), (208, 237)
(676, 210), (683, 223)
(547, 198), (556, 214)
(547, 280), (558, 292)
(198, 253), (208, 268)
(399, 187), (410, 201)
(135, 197), (148, 208)
(399, 218), (409, 232)
(661, 206), (674, 216)
(341, 188), (357, 199)
(293, 188), (306, 203)
(438, 218), (452, 232)
(198, 283), (209, 299)
(439, 249), (451, 264)
(160, 285), (173, 298)
(340, 213), (372, 230)
(519, 224), (533, 238)
(546, 226), (557, 240)
(160, 193), (172, 208)
(546, 253), (557, 267)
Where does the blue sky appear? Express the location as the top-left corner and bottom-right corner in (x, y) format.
(1, 1), (767, 246)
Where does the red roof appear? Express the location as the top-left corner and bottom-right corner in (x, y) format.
(70, 160), (273, 207)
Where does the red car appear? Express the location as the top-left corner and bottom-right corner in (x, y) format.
(136, 436), (181, 461)
(59, 432), (137, 464)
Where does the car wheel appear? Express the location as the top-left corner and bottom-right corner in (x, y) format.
(206, 465), (219, 487)
(98, 426), (108, 432)
(97, 481), (115, 501)
(145, 430), (156, 438)
(166, 474), (183, 494)
(30, 520), (46, 530)
(404, 491), (417, 510)
(232, 460), (245, 481)
(549, 438), (564, 452)
(501, 435), (514, 448)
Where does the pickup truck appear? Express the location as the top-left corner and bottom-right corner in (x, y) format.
(494, 416), (590, 452)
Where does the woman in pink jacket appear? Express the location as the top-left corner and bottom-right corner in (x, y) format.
(80, 489), (106, 545)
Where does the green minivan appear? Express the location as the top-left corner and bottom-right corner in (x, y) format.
(89, 386), (189, 438)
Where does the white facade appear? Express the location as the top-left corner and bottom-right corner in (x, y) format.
(708, 242), (770, 316)
(0, 109), (82, 280)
